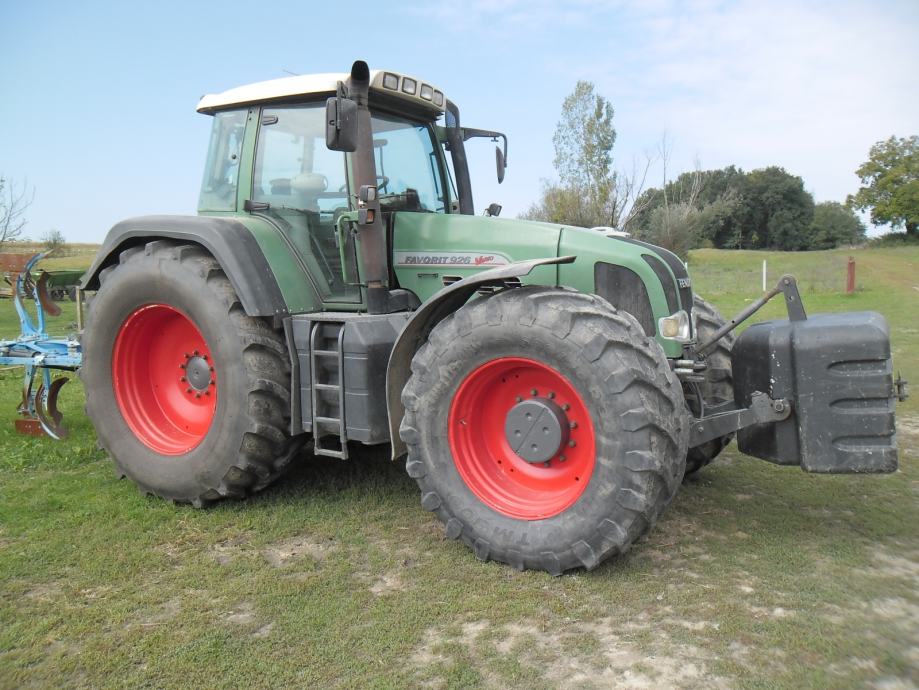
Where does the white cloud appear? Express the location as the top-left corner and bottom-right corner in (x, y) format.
(624, 1), (919, 202)
(423, 0), (919, 215)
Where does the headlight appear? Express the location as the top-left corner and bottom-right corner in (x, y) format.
(659, 310), (691, 342)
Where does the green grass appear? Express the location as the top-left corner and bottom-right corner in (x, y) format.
(1, 246), (917, 689)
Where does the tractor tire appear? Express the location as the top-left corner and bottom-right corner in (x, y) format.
(684, 294), (736, 475)
(400, 286), (689, 575)
(81, 240), (302, 506)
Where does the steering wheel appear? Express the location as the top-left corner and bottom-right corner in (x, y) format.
(338, 176), (391, 194)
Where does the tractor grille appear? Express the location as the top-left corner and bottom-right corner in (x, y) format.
(594, 262), (655, 336)
(608, 237), (693, 334)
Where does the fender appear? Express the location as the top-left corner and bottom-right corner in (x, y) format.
(82, 215), (314, 319)
(386, 255), (575, 459)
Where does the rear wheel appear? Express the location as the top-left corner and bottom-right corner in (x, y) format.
(400, 287), (689, 575)
(685, 294), (736, 475)
(81, 241), (302, 505)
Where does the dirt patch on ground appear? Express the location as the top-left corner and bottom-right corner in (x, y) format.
(209, 534), (251, 565)
(224, 601), (257, 626)
(24, 581), (65, 603)
(409, 616), (730, 689)
(858, 545), (919, 587)
(357, 535), (418, 596)
(252, 622), (275, 639)
(261, 535), (336, 568)
(128, 597), (182, 629)
(897, 415), (919, 438)
(369, 571), (407, 596)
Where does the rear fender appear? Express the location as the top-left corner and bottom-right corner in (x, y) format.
(82, 215), (321, 320)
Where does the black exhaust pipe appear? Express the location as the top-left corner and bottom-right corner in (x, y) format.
(346, 61), (388, 314)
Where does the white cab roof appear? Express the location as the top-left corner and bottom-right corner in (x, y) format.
(196, 70), (445, 115)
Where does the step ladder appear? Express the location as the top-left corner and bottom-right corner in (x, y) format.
(309, 320), (348, 459)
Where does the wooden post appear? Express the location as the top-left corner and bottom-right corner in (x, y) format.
(846, 257), (856, 294)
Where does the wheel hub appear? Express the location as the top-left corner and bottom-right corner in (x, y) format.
(504, 398), (569, 464)
(183, 354), (213, 392)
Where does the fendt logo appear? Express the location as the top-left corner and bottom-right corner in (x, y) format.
(394, 251), (511, 267)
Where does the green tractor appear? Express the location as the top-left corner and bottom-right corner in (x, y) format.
(80, 61), (906, 575)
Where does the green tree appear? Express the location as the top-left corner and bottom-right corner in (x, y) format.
(848, 135), (919, 238)
(635, 202), (703, 258)
(552, 81), (616, 227)
(740, 167), (814, 250)
(808, 202), (866, 249)
(523, 81), (640, 229)
(632, 167), (748, 248)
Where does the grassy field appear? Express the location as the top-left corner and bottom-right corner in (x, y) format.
(0, 246), (916, 689)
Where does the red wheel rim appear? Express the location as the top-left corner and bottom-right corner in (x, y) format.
(112, 304), (217, 455)
(448, 357), (596, 520)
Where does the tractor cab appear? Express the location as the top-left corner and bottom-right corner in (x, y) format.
(195, 65), (505, 312)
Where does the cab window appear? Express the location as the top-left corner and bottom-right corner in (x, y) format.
(199, 110), (246, 212)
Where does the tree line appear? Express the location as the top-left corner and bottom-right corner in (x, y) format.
(628, 165), (865, 256)
(524, 82), (918, 256)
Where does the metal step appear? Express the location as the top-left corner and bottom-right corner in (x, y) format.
(309, 321), (348, 459)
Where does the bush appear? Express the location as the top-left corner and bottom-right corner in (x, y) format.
(866, 232), (919, 247)
(41, 229), (66, 254)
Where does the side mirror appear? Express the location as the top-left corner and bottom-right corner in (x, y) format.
(326, 95), (358, 152)
(495, 145), (506, 184)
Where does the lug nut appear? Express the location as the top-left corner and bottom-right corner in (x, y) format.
(180, 376), (186, 382)
(543, 461), (551, 468)
(531, 388), (538, 396)
(195, 393), (201, 399)
(194, 350), (200, 356)
(570, 421), (578, 429)
(562, 403), (570, 411)
(202, 354), (208, 361)
(559, 455), (566, 462)
(186, 388), (193, 394)
(515, 396), (523, 403)
(179, 364), (186, 369)
(547, 392), (556, 399)
(568, 440), (576, 448)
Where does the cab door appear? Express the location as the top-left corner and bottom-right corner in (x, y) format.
(250, 103), (362, 305)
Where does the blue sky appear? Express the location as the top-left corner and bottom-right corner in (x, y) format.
(2, 0), (918, 243)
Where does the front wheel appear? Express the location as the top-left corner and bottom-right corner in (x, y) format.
(684, 294), (736, 475)
(400, 287), (689, 575)
(81, 241), (302, 505)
